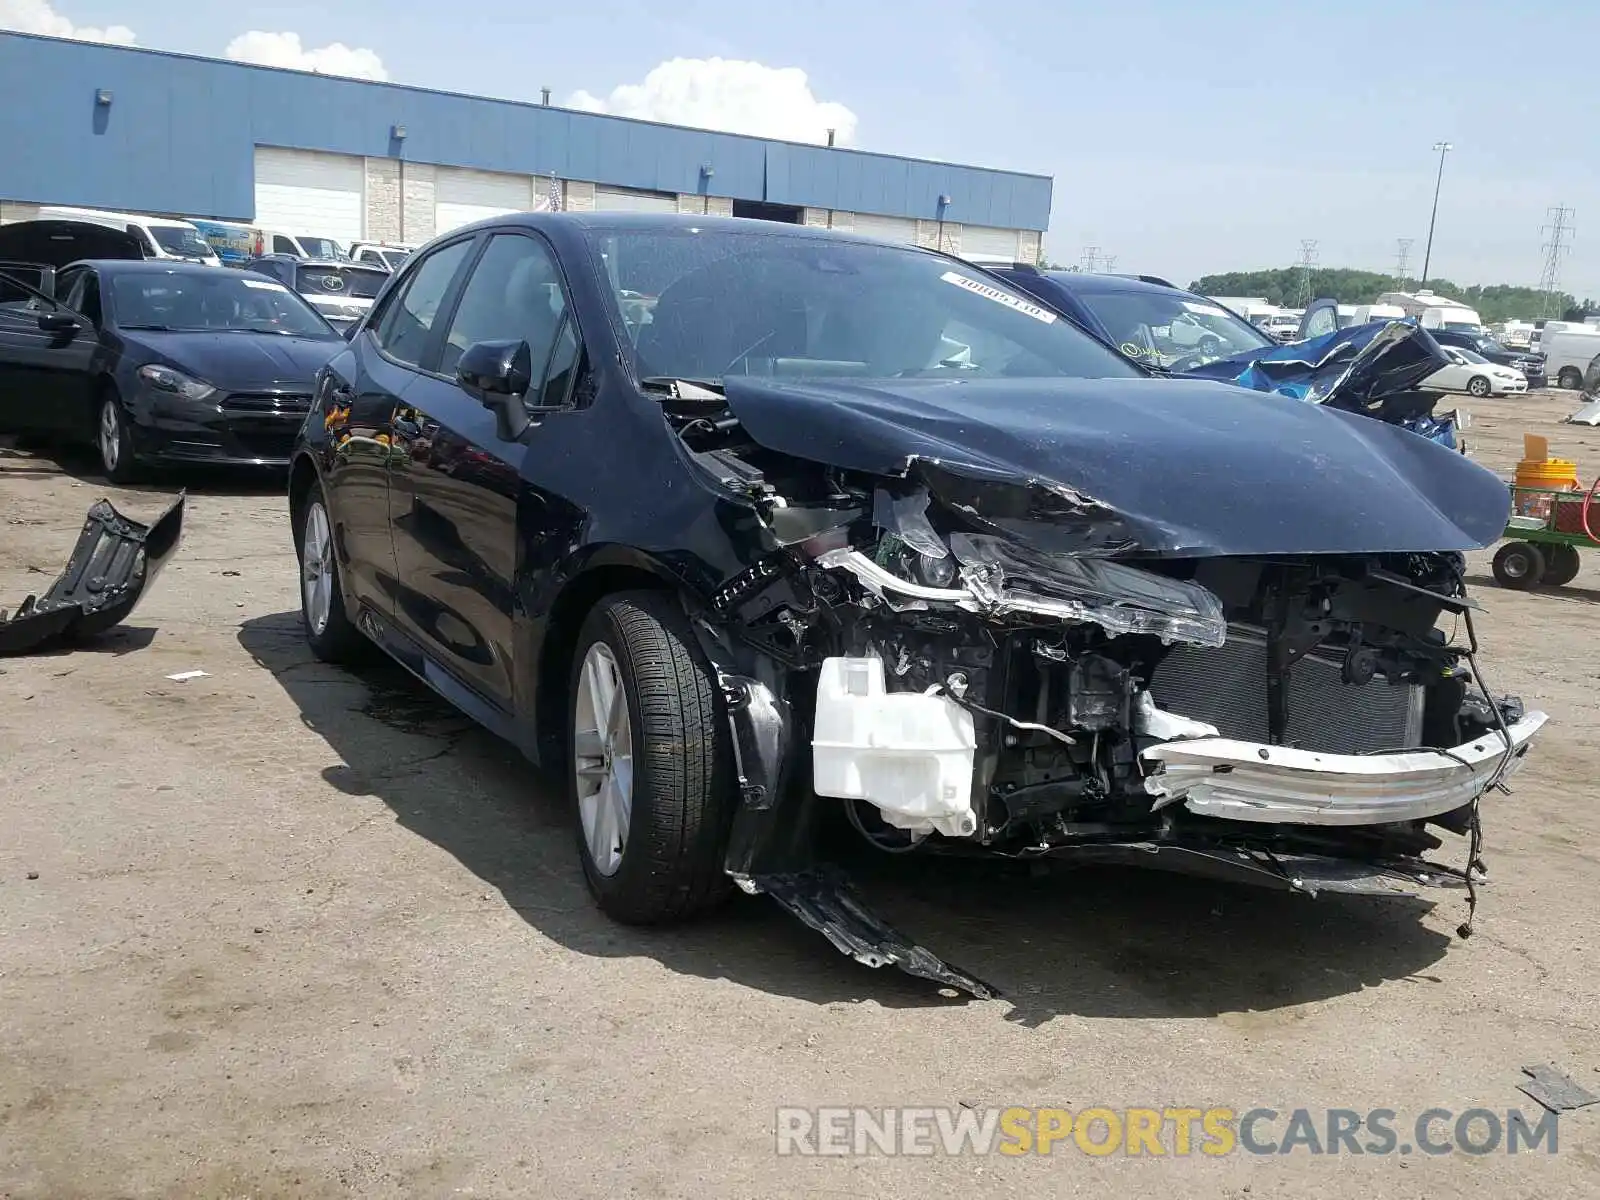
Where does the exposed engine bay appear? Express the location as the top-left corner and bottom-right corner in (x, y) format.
(652, 369), (1545, 998)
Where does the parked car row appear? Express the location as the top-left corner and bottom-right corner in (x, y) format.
(0, 211), (1545, 995)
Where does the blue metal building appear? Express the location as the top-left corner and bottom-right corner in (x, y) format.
(0, 31), (1052, 261)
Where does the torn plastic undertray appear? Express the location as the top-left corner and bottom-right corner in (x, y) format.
(742, 866), (1001, 1001)
(0, 493), (186, 655)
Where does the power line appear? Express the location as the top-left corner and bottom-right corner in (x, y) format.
(1297, 239), (1319, 304)
(1394, 238), (1414, 284)
(1539, 205), (1574, 316)
(1080, 245), (1100, 272)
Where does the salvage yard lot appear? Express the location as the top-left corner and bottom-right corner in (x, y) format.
(2, 391), (1599, 1197)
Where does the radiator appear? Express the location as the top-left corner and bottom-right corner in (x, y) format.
(1148, 626), (1423, 756)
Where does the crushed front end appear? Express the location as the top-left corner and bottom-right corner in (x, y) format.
(659, 374), (1542, 998)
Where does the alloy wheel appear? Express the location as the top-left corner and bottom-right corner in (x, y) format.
(99, 400), (121, 473)
(301, 501), (334, 636)
(574, 642), (633, 877)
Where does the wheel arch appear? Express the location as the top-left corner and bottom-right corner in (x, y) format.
(287, 453), (322, 548)
(530, 548), (701, 766)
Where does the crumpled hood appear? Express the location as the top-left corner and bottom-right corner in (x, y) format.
(0, 220), (144, 268)
(1181, 320), (1448, 416)
(122, 331), (341, 391)
(722, 374), (1511, 557)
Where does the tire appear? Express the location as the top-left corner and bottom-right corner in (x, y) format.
(1543, 544), (1582, 587)
(295, 481), (367, 662)
(569, 591), (733, 924)
(1466, 375), (1491, 398)
(1559, 367), (1583, 390)
(96, 389), (140, 484)
(1491, 541), (1546, 590)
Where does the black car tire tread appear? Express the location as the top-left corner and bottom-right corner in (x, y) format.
(297, 483), (367, 663)
(1560, 367), (1583, 390)
(98, 390), (140, 484)
(572, 591), (733, 925)
(1491, 541), (1546, 590)
(1542, 544), (1582, 587)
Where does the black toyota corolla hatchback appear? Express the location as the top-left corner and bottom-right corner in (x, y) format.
(288, 213), (1537, 998)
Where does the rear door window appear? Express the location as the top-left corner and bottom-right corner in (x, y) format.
(372, 239), (474, 368)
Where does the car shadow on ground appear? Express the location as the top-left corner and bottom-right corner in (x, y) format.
(1464, 571), (1600, 605)
(0, 439), (287, 498)
(239, 610), (1457, 1025)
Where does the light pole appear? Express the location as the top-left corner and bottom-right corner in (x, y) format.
(1419, 141), (1452, 287)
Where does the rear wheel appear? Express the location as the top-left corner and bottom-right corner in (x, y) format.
(1543, 544), (1582, 587)
(1492, 541), (1546, 590)
(1466, 375), (1491, 398)
(1559, 366), (1584, 390)
(97, 391), (140, 484)
(296, 482), (366, 662)
(570, 591), (733, 924)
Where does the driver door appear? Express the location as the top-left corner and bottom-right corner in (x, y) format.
(0, 268), (99, 438)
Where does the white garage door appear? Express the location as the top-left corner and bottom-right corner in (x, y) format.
(850, 213), (919, 246)
(435, 167), (532, 234)
(594, 186), (678, 214)
(960, 225), (1022, 261)
(254, 147), (365, 245)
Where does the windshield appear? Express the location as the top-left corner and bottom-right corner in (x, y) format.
(1476, 338), (1512, 356)
(295, 264), (387, 299)
(299, 237), (347, 260)
(1442, 321), (1480, 333)
(149, 226), (214, 258)
(110, 271), (338, 337)
(380, 249), (410, 269)
(587, 229), (1141, 383)
(1071, 288), (1272, 368)
(1456, 348), (1489, 365)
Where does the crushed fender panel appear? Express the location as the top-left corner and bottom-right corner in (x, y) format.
(0, 493), (185, 656)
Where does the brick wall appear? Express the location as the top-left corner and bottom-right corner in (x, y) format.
(400, 161), (436, 242)
(364, 158), (400, 242)
(1018, 229), (1041, 266)
(677, 193), (709, 214)
(563, 180), (596, 212)
(0, 200), (41, 224)
(705, 195), (733, 218)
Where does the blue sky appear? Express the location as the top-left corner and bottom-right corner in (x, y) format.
(22, 0), (1600, 298)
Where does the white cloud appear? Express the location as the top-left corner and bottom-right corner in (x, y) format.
(569, 57), (857, 146)
(0, 0), (136, 44)
(224, 31), (387, 81)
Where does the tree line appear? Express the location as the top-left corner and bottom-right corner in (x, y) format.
(1186, 267), (1597, 324)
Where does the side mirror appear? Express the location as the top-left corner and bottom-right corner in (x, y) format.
(457, 339), (534, 441)
(37, 311), (80, 334)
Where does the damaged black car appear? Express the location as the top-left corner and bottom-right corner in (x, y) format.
(289, 214), (1543, 998)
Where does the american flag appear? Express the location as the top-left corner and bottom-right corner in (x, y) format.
(535, 172), (563, 213)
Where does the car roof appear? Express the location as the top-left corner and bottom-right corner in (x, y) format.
(1035, 270), (1198, 300)
(440, 210), (945, 251)
(78, 259), (249, 276)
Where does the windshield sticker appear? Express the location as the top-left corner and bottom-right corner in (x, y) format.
(242, 279), (289, 292)
(940, 272), (1057, 324)
(1183, 301), (1228, 317)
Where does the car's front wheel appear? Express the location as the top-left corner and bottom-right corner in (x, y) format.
(296, 481), (366, 662)
(570, 591), (733, 924)
(1466, 375), (1491, 398)
(97, 390), (139, 483)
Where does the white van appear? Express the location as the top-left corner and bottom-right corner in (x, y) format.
(1539, 325), (1600, 389)
(1350, 304), (1408, 325)
(257, 230), (348, 260)
(36, 206), (220, 265)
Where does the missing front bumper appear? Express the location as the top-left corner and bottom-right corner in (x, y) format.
(0, 493), (185, 655)
(1142, 711), (1547, 825)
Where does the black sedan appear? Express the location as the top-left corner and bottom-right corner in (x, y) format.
(1430, 328), (1547, 389)
(286, 213), (1533, 997)
(0, 260), (344, 479)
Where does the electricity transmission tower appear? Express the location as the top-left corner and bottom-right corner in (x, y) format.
(1539, 206), (1574, 316)
(1100, 254), (1118, 273)
(1394, 238), (1414, 284)
(1081, 246), (1100, 272)
(1297, 239), (1319, 304)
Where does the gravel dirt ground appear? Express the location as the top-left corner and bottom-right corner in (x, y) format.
(2, 390), (1599, 1198)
